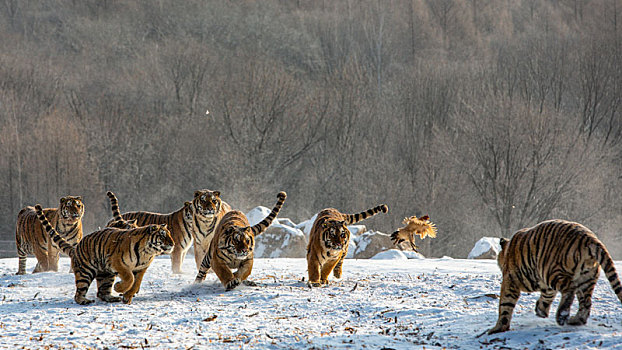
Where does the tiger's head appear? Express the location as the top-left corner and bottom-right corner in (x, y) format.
(193, 190), (223, 219)
(222, 226), (254, 260)
(108, 219), (138, 230)
(321, 220), (349, 251)
(59, 196), (85, 224)
(497, 237), (509, 270)
(143, 224), (174, 255)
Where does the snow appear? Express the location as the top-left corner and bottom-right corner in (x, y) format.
(468, 237), (501, 259)
(1, 257), (622, 349)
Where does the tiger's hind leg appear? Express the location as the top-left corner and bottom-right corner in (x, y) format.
(96, 273), (121, 303)
(555, 290), (576, 325)
(569, 276), (598, 325)
(74, 270), (96, 305)
(535, 289), (556, 318)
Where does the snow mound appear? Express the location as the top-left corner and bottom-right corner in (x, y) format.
(468, 237), (502, 259)
(246, 206), (274, 226)
(370, 249), (408, 260)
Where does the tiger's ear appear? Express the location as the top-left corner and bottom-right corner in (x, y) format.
(194, 191), (202, 198)
(60, 197), (67, 204)
(419, 215), (429, 221)
(161, 224), (168, 230)
(499, 237), (509, 250)
(340, 220), (346, 227)
(213, 191), (221, 197)
(76, 196), (83, 202)
(185, 201), (192, 207)
(127, 219), (137, 226)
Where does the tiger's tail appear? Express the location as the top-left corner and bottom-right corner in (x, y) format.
(250, 191), (287, 236)
(343, 204), (388, 225)
(595, 242), (622, 305)
(34, 204), (75, 259)
(106, 191), (123, 221)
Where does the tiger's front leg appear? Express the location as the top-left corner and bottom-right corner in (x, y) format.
(122, 269), (147, 304)
(306, 253), (322, 287)
(320, 258), (339, 285)
(211, 256), (238, 290)
(112, 264), (135, 294)
(488, 279), (521, 334)
(47, 241), (60, 272)
(234, 259), (254, 286)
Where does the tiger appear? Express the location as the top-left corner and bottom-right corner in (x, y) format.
(109, 194), (199, 274)
(35, 204), (174, 305)
(194, 191), (286, 291)
(390, 215), (437, 252)
(190, 189), (232, 271)
(15, 196), (85, 275)
(488, 219), (622, 334)
(306, 204), (388, 287)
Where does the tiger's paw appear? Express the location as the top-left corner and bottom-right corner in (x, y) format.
(568, 315), (587, 326)
(242, 280), (258, 287)
(225, 278), (241, 291)
(114, 281), (129, 293)
(98, 293), (122, 303)
(308, 281), (322, 288)
(122, 295), (133, 305)
(487, 325), (508, 334)
(75, 297), (94, 305)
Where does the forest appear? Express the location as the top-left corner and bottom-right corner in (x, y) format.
(0, 0), (620, 258)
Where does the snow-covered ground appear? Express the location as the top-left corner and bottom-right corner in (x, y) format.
(1, 257), (621, 349)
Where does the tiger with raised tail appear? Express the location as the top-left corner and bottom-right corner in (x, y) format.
(15, 196), (84, 274)
(190, 189), (231, 271)
(488, 219), (622, 334)
(194, 192), (286, 291)
(35, 204), (173, 305)
(306, 204), (388, 287)
(109, 194), (201, 274)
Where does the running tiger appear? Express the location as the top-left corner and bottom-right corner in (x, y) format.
(306, 204), (388, 287)
(488, 219), (622, 334)
(390, 215), (437, 252)
(35, 204), (173, 305)
(194, 192), (286, 291)
(110, 195), (199, 274)
(15, 196), (84, 275)
(190, 189), (232, 271)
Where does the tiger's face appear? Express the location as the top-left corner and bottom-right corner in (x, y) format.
(108, 219), (138, 230)
(59, 196), (85, 224)
(183, 201), (194, 223)
(321, 220), (349, 251)
(146, 224), (174, 255)
(193, 190), (222, 218)
(224, 227), (254, 259)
